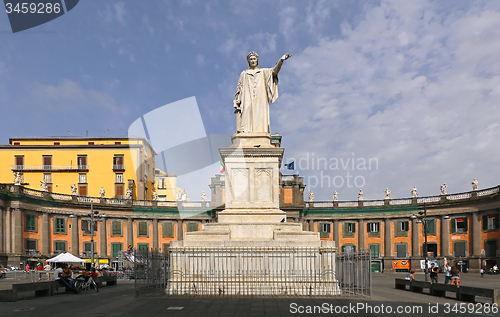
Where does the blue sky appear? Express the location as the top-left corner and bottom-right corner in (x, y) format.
(1, 0), (499, 201)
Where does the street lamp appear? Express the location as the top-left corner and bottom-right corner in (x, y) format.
(88, 201), (106, 269)
(411, 202), (429, 282)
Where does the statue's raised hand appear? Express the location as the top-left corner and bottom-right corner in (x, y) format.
(281, 53), (292, 61)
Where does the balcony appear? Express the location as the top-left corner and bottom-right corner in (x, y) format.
(24, 249), (40, 256)
(112, 164), (125, 171)
(11, 165), (89, 172)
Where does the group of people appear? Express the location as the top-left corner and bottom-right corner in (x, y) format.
(54, 264), (108, 294)
(406, 263), (461, 285)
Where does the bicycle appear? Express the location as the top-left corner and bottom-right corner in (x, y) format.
(75, 275), (99, 294)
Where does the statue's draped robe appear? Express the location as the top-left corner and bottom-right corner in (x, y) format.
(234, 66), (279, 133)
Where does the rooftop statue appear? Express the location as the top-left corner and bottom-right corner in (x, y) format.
(234, 52), (291, 133)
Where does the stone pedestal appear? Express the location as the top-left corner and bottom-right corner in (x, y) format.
(171, 133), (325, 248)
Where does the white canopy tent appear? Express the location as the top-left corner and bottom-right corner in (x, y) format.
(46, 252), (86, 263)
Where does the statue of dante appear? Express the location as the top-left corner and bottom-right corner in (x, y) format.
(234, 52), (292, 133)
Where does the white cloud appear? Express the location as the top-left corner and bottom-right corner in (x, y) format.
(273, 0), (500, 200)
(196, 54), (205, 67)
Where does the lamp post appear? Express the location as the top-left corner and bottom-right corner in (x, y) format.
(411, 202), (429, 282)
(88, 201), (105, 269)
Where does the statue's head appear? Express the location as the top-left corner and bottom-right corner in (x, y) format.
(247, 51), (259, 68)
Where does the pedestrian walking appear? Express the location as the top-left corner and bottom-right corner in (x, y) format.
(444, 263), (451, 284)
(430, 263), (439, 283)
(450, 266), (460, 286)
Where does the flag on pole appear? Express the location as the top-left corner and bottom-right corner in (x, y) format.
(220, 160), (225, 174)
(284, 161), (294, 170)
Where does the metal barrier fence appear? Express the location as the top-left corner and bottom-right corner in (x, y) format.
(335, 250), (371, 297)
(134, 247), (370, 298)
(133, 251), (170, 296)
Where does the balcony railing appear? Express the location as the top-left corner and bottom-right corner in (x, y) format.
(112, 164), (125, 171)
(11, 165), (89, 171)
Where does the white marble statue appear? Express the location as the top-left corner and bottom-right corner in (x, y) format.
(201, 191), (207, 202)
(126, 188), (132, 200)
(71, 184), (77, 195)
(384, 188), (391, 199)
(176, 190), (182, 201)
(40, 180), (48, 192)
(13, 172), (22, 185)
(333, 191), (338, 202)
(358, 189), (363, 201)
(440, 183), (447, 195)
(472, 178), (478, 191)
(233, 52), (292, 133)
(152, 190), (158, 201)
(308, 191), (314, 202)
(181, 191), (187, 201)
(99, 186), (105, 198)
(411, 186), (418, 198)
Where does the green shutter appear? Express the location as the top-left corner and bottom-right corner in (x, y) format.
(451, 218), (456, 233)
(495, 214), (500, 230)
(353, 245), (356, 252)
(342, 245), (345, 253)
(112, 243), (122, 257)
(483, 215), (488, 231)
(464, 218), (468, 232)
(427, 219), (435, 234)
(163, 222), (173, 238)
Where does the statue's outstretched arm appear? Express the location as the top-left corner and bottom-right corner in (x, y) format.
(272, 53), (292, 76)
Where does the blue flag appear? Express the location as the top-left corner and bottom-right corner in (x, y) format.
(284, 161), (294, 170)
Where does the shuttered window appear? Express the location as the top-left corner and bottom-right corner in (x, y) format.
(163, 222), (174, 238)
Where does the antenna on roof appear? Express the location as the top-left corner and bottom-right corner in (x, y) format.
(66, 131), (72, 136)
(86, 130), (88, 137)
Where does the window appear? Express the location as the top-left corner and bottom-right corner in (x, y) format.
(367, 222), (380, 233)
(88, 142), (94, 145)
(112, 221), (122, 236)
(162, 222), (174, 238)
(83, 241), (95, 253)
(116, 173), (123, 183)
(78, 185), (87, 196)
(426, 219), (436, 235)
(25, 239), (37, 251)
(452, 217), (468, 233)
(483, 214), (499, 231)
(44, 173), (51, 184)
(396, 221), (409, 237)
(343, 222), (355, 237)
(79, 173), (87, 184)
(138, 222), (148, 237)
(138, 243), (149, 254)
(13, 142), (20, 145)
(43, 156), (52, 170)
(77, 155), (87, 169)
(115, 142), (121, 145)
(396, 244), (407, 258)
(15, 155), (24, 169)
(82, 220), (97, 235)
(54, 218), (66, 234)
(25, 214), (37, 232)
(319, 223), (330, 238)
(485, 239), (499, 257)
(54, 142), (60, 145)
(115, 185), (124, 199)
(187, 222), (198, 232)
(54, 241), (67, 252)
(111, 243), (122, 258)
(454, 241), (467, 257)
(113, 155), (124, 170)
(342, 244), (356, 254)
(369, 244), (380, 258)
(158, 177), (166, 189)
